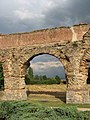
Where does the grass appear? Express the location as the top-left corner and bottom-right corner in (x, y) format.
(26, 84), (66, 107)
(0, 85), (90, 119)
(26, 84), (90, 108)
(1, 84), (90, 108)
(26, 84), (67, 92)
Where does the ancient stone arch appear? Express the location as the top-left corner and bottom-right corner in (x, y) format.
(23, 50), (68, 86)
(66, 48), (90, 103)
(0, 23), (90, 103)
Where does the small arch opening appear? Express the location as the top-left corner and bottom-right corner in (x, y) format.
(87, 64), (90, 84)
(0, 62), (4, 91)
(24, 53), (67, 104)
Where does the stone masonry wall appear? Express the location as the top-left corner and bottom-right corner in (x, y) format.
(0, 23), (90, 103)
(0, 23), (90, 49)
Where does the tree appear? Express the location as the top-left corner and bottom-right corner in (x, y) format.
(34, 75), (39, 80)
(28, 67), (33, 80)
(55, 75), (61, 84)
(0, 63), (4, 90)
(39, 75), (43, 81)
(43, 75), (47, 80)
(25, 67), (33, 85)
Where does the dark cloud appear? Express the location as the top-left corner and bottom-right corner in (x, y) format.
(69, 0), (90, 23)
(0, 17), (26, 33)
(43, 0), (90, 28)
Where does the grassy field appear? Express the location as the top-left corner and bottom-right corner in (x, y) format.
(26, 84), (90, 108)
(0, 84), (90, 107)
(26, 84), (67, 92)
(26, 84), (67, 107)
(0, 84), (90, 120)
(0, 83), (90, 119)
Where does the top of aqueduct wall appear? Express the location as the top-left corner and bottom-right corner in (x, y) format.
(0, 23), (90, 49)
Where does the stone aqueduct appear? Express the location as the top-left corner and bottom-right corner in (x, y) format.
(0, 23), (90, 103)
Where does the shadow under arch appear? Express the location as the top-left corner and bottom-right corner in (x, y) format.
(26, 91), (66, 103)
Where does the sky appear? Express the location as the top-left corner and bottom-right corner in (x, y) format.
(0, 0), (90, 34)
(30, 54), (65, 79)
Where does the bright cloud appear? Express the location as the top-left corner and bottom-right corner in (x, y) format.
(30, 60), (65, 78)
(31, 61), (62, 72)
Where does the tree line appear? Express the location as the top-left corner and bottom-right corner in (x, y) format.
(25, 67), (61, 85)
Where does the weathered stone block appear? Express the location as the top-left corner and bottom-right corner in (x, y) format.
(2, 89), (27, 101)
(66, 89), (90, 104)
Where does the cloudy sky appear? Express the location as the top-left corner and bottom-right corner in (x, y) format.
(0, 0), (90, 34)
(30, 54), (65, 78)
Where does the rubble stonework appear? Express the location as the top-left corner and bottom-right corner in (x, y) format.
(0, 23), (90, 103)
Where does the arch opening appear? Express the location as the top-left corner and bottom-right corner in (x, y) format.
(24, 53), (67, 103)
(0, 62), (4, 91)
(79, 49), (90, 86)
(87, 64), (90, 84)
